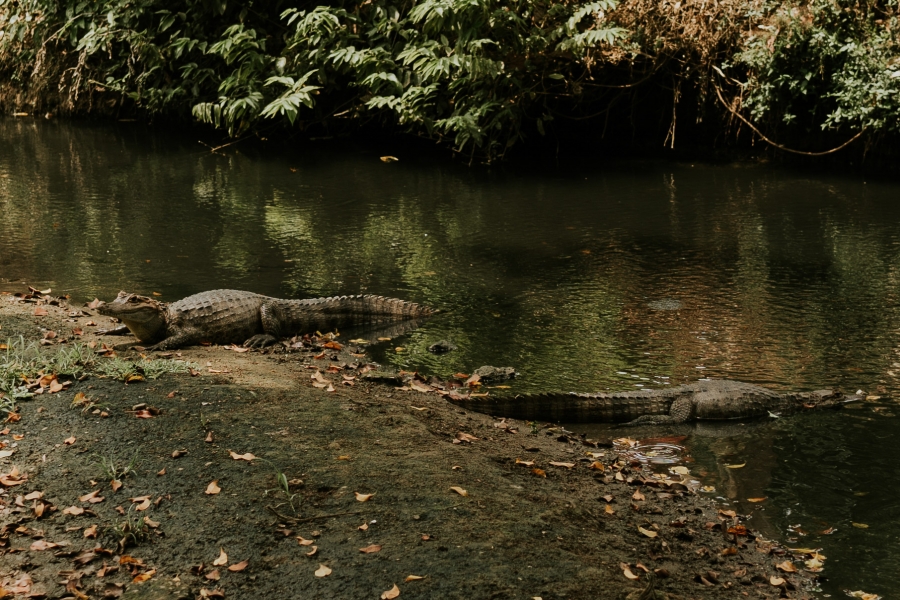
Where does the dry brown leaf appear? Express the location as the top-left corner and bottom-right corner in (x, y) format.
(776, 561), (798, 573)
(632, 490), (645, 501)
(747, 497), (767, 503)
(315, 564), (332, 578)
(455, 432), (478, 443)
(548, 461), (575, 469)
(213, 548), (228, 566)
(205, 570), (221, 581)
(355, 492), (375, 502)
(305, 546), (318, 557)
(622, 565), (640, 580)
(205, 481), (221, 495)
(725, 463), (746, 469)
(381, 584), (400, 599)
(111, 479), (123, 492)
(64, 436), (76, 445)
(84, 524), (98, 539)
(133, 569), (156, 583)
(589, 461), (605, 471)
(229, 451), (257, 461)
(515, 458), (535, 467)
(30, 539), (58, 551)
(228, 560), (249, 572)
(23, 490), (43, 501)
(449, 486), (468, 497)
(360, 544), (382, 554)
(638, 526), (658, 538)
(143, 516), (160, 528)
(79, 490), (104, 503)
(205, 431), (214, 443)
(404, 575), (424, 582)
(531, 468), (547, 478)
(134, 498), (151, 511)
(770, 576), (785, 586)
(63, 506), (85, 515)
(358, 523), (369, 531)
(297, 536), (315, 546)
(605, 504), (615, 515)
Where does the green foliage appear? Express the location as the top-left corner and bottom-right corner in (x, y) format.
(1, 0), (897, 158)
(734, 0), (900, 134)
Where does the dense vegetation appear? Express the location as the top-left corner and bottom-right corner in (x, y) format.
(1, 0), (898, 161)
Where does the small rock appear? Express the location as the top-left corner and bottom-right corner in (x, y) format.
(427, 340), (457, 353)
(473, 366), (517, 382)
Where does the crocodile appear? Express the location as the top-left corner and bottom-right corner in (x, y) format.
(447, 380), (860, 425)
(96, 289), (433, 350)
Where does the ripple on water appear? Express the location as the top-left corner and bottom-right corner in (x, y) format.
(646, 298), (683, 311)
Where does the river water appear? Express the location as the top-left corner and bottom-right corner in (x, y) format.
(2, 119), (899, 596)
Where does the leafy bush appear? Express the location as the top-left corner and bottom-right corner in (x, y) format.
(1, 0), (897, 160)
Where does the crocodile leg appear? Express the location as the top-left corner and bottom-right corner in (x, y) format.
(148, 330), (200, 351)
(622, 397), (694, 426)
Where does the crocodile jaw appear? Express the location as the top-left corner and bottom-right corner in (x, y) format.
(96, 291), (168, 343)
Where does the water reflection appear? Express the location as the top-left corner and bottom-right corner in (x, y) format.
(3, 120), (900, 595)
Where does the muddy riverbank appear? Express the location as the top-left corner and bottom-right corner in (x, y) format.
(1, 289), (818, 599)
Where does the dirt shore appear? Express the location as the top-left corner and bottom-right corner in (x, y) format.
(0, 290), (817, 599)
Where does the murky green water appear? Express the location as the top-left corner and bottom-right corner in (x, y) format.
(2, 119), (899, 596)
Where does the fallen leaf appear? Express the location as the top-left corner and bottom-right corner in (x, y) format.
(358, 523), (369, 531)
(213, 548), (228, 566)
(24, 490), (43, 500)
(747, 497), (767, 503)
(111, 479), (122, 492)
(80, 490), (104, 503)
(31, 539), (59, 550)
(157, 469), (166, 476)
(589, 461), (605, 471)
(531, 468), (547, 478)
(852, 522), (869, 529)
(669, 466), (690, 475)
(455, 432), (478, 443)
(725, 463), (746, 469)
(355, 492), (375, 502)
(143, 516), (160, 528)
(515, 458), (535, 467)
(133, 569), (156, 583)
(622, 565), (640, 580)
(229, 451), (257, 461)
(605, 504), (615, 515)
(64, 436), (76, 445)
(638, 526), (658, 538)
(315, 564), (332, 577)
(450, 486), (468, 497)
(83, 524), (98, 538)
(206, 481), (221, 495)
(63, 506), (85, 515)
(34, 306), (48, 316)
(228, 560), (249, 572)
(776, 560), (798, 573)
(305, 546), (318, 557)
(405, 575), (424, 582)
(297, 536), (315, 546)
(172, 450), (187, 458)
(549, 461), (575, 469)
(360, 544), (383, 553)
(205, 570), (221, 581)
(632, 490), (645, 501)
(381, 584), (401, 599)
(769, 575), (785, 586)
(134, 498), (151, 511)
(205, 431), (214, 443)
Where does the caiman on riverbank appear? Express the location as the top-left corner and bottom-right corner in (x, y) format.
(96, 289), (433, 350)
(447, 379), (861, 425)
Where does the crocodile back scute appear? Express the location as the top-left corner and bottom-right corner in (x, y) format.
(167, 290), (267, 344)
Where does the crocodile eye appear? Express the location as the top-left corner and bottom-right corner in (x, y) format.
(128, 297), (139, 303)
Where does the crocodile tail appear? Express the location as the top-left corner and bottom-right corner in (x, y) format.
(277, 294), (434, 332)
(448, 392), (676, 424)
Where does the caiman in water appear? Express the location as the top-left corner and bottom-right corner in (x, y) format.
(447, 379), (861, 425)
(96, 289), (433, 350)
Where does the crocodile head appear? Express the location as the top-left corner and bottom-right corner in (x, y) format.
(96, 291), (168, 343)
(803, 389), (857, 409)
